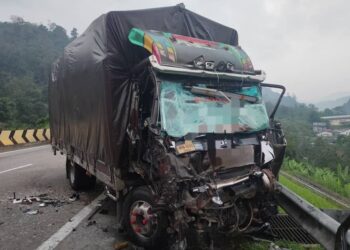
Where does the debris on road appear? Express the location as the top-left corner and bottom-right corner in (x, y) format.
(12, 198), (23, 204)
(113, 241), (129, 250)
(69, 193), (80, 202)
(21, 208), (31, 213)
(41, 199), (64, 207)
(86, 220), (96, 227)
(12, 196), (39, 204)
(10, 193), (66, 208)
(26, 209), (39, 215)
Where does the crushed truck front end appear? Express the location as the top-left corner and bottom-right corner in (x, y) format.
(122, 29), (287, 248)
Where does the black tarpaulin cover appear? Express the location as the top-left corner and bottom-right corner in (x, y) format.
(49, 4), (239, 173)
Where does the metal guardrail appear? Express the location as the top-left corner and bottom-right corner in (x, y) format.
(0, 129), (50, 146)
(275, 183), (350, 250)
(270, 214), (318, 244)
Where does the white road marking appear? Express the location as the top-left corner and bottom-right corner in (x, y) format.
(0, 144), (50, 157)
(0, 163), (33, 175)
(36, 193), (106, 250)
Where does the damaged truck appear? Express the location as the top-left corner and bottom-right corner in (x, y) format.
(49, 4), (286, 249)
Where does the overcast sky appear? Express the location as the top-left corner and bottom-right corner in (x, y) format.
(1, 0), (350, 103)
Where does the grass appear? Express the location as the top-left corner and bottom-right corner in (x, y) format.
(283, 159), (350, 198)
(279, 175), (344, 209)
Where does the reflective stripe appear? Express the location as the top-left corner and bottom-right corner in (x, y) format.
(13, 130), (26, 144)
(0, 130), (13, 145)
(25, 129), (36, 143)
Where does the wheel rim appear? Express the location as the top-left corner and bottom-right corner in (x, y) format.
(69, 165), (75, 184)
(129, 200), (158, 239)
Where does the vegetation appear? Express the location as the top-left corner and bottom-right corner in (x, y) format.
(279, 175), (344, 209)
(325, 98), (350, 115)
(0, 19), (73, 129)
(282, 159), (350, 199)
(265, 92), (350, 171)
(265, 90), (350, 200)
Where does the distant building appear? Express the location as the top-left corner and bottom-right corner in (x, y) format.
(317, 131), (333, 137)
(339, 129), (350, 136)
(312, 122), (327, 133)
(320, 115), (350, 126)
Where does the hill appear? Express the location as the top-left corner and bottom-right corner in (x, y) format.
(332, 99), (350, 115)
(262, 87), (297, 108)
(0, 19), (70, 129)
(314, 96), (350, 111)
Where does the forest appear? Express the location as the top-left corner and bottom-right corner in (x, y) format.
(267, 96), (350, 198)
(0, 18), (73, 129)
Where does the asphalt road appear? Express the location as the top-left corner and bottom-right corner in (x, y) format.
(0, 145), (108, 250)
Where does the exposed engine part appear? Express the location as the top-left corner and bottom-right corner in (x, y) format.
(212, 196), (223, 205)
(236, 200), (253, 232)
(191, 199), (255, 234)
(105, 186), (117, 201)
(261, 169), (276, 192)
(209, 175), (250, 190)
(199, 169), (276, 192)
(192, 185), (209, 193)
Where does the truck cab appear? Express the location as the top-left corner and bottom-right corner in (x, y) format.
(112, 28), (287, 248)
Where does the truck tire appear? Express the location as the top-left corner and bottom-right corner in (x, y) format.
(123, 186), (168, 249)
(66, 159), (96, 190)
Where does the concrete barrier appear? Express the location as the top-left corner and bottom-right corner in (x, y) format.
(0, 129), (50, 146)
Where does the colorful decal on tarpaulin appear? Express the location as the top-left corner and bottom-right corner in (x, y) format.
(156, 42), (166, 57)
(167, 47), (175, 62)
(129, 28), (177, 63)
(128, 28), (254, 72)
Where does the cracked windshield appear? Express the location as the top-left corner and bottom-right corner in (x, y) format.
(160, 80), (269, 137)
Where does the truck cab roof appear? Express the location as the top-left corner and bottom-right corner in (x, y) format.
(129, 28), (265, 82)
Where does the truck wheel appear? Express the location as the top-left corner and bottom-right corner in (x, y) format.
(123, 186), (168, 249)
(67, 160), (96, 190)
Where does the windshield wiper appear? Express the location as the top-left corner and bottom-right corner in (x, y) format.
(190, 86), (231, 103)
(223, 91), (258, 103)
(190, 86), (257, 103)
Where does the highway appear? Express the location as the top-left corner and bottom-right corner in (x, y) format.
(0, 145), (114, 250)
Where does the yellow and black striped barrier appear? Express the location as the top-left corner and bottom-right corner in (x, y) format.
(0, 129), (50, 146)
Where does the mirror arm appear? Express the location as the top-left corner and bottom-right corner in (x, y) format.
(261, 83), (286, 119)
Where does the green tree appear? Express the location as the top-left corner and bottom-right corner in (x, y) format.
(0, 21), (70, 129)
(70, 27), (78, 40)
